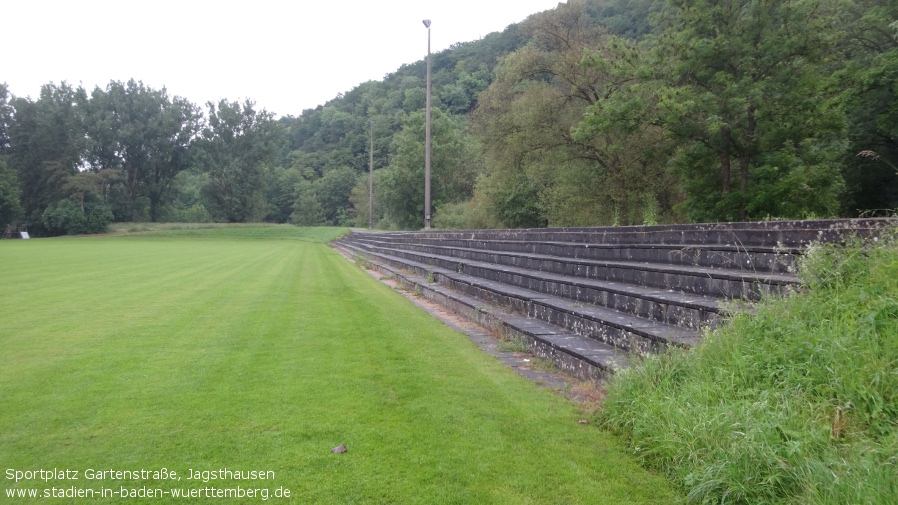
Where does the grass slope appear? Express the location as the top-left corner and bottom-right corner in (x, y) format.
(1, 227), (681, 504)
(600, 235), (898, 504)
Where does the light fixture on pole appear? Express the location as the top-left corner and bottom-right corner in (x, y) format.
(422, 19), (432, 230)
(368, 120), (374, 229)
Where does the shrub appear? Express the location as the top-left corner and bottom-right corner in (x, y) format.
(41, 198), (114, 236)
(164, 203), (213, 223)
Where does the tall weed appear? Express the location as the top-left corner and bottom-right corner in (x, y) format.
(600, 230), (898, 504)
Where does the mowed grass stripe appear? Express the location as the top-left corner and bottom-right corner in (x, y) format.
(0, 232), (682, 504)
(1, 239), (288, 378)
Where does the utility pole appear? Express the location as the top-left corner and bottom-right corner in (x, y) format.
(423, 19), (432, 230)
(368, 120), (374, 229)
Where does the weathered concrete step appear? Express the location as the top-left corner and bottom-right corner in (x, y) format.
(353, 239), (723, 328)
(441, 275), (702, 353)
(374, 218), (896, 248)
(501, 315), (631, 373)
(347, 239), (797, 301)
(357, 237), (799, 273)
(332, 243), (628, 380)
(338, 242), (702, 354)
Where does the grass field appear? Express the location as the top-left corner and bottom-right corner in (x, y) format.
(0, 226), (682, 504)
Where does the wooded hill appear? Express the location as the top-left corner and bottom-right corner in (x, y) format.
(1, 0), (896, 235)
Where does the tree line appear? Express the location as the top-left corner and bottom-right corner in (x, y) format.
(0, 80), (282, 234)
(2, 0), (896, 235)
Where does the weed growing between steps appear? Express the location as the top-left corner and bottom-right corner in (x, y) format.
(531, 357), (562, 373)
(496, 335), (528, 353)
(599, 231), (898, 504)
(354, 254), (374, 270)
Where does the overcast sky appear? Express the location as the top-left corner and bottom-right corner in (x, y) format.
(5, 0), (564, 117)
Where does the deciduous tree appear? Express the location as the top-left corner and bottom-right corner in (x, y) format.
(83, 80), (201, 221)
(378, 108), (480, 229)
(6, 83), (87, 227)
(473, 0), (678, 226)
(0, 157), (22, 225)
(654, 0), (845, 221)
(198, 99), (284, 222)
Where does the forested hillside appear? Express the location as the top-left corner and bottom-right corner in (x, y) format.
(1, 0), (896, 235)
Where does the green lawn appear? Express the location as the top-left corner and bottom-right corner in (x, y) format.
(0, 226), (682, 504)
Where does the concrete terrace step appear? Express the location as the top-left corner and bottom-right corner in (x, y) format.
(365, 237), (800, 274)
(338, 242), (701, 354)
(383, 218), (896, 248)
(350, 239), (724, 329)
(348, 238), (798, 301)
(333, 243), (629, 380)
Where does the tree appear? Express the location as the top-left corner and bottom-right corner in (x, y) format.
(472, 0), (679, 226)
(573, 35), (682, 226)
(0, 157), (22, 225)
(0, 85), (22, 225)
(836, 0), (898, 214)
(347, 171), (387, 228)
(316, 167), (360, 225)
(165, 168), (212, 222)
(0, 83), (11, 156)
(83, 80), (202, 221)
(6, 83), (88, 227)
(61, 169), (119, 213)
(264, 166), (302, 223)
(378, 108), (480, 229)
(588, 0), (665, 39)
(287, 168), (372, 226)
(289, 180), (325, 226)
(198, 99), (285, 222)
(654, 0), (845, 221)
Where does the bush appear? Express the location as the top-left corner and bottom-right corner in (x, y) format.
(599, 230), (898, 504)
(41, 198), (114, 236)
(432, 195), (503, 230)
(162, 203), (213, 223)
(290, 192), (326, 226)
(432, 201), (471, 229)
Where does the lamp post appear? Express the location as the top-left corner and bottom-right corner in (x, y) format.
(368, 120), (374, 229)
(422, 19), (432, 230)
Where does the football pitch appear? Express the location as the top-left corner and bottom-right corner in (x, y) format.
(0, 226), (681, 504)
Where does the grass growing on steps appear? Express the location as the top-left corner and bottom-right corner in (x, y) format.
(599, 233), (898, 504)
(0, 228), (682, 504)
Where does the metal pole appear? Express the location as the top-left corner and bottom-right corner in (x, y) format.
(424, 21), (432, 230)
(368, 120), (374, 229)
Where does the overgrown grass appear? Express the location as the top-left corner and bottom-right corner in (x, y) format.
(600, 232), (898, 504)
(0, 228), (681, 503)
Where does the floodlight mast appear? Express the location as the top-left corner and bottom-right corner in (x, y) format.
(423, 19), (432, 230)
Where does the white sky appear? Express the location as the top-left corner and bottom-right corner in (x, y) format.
(4, 0), (564, 117)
